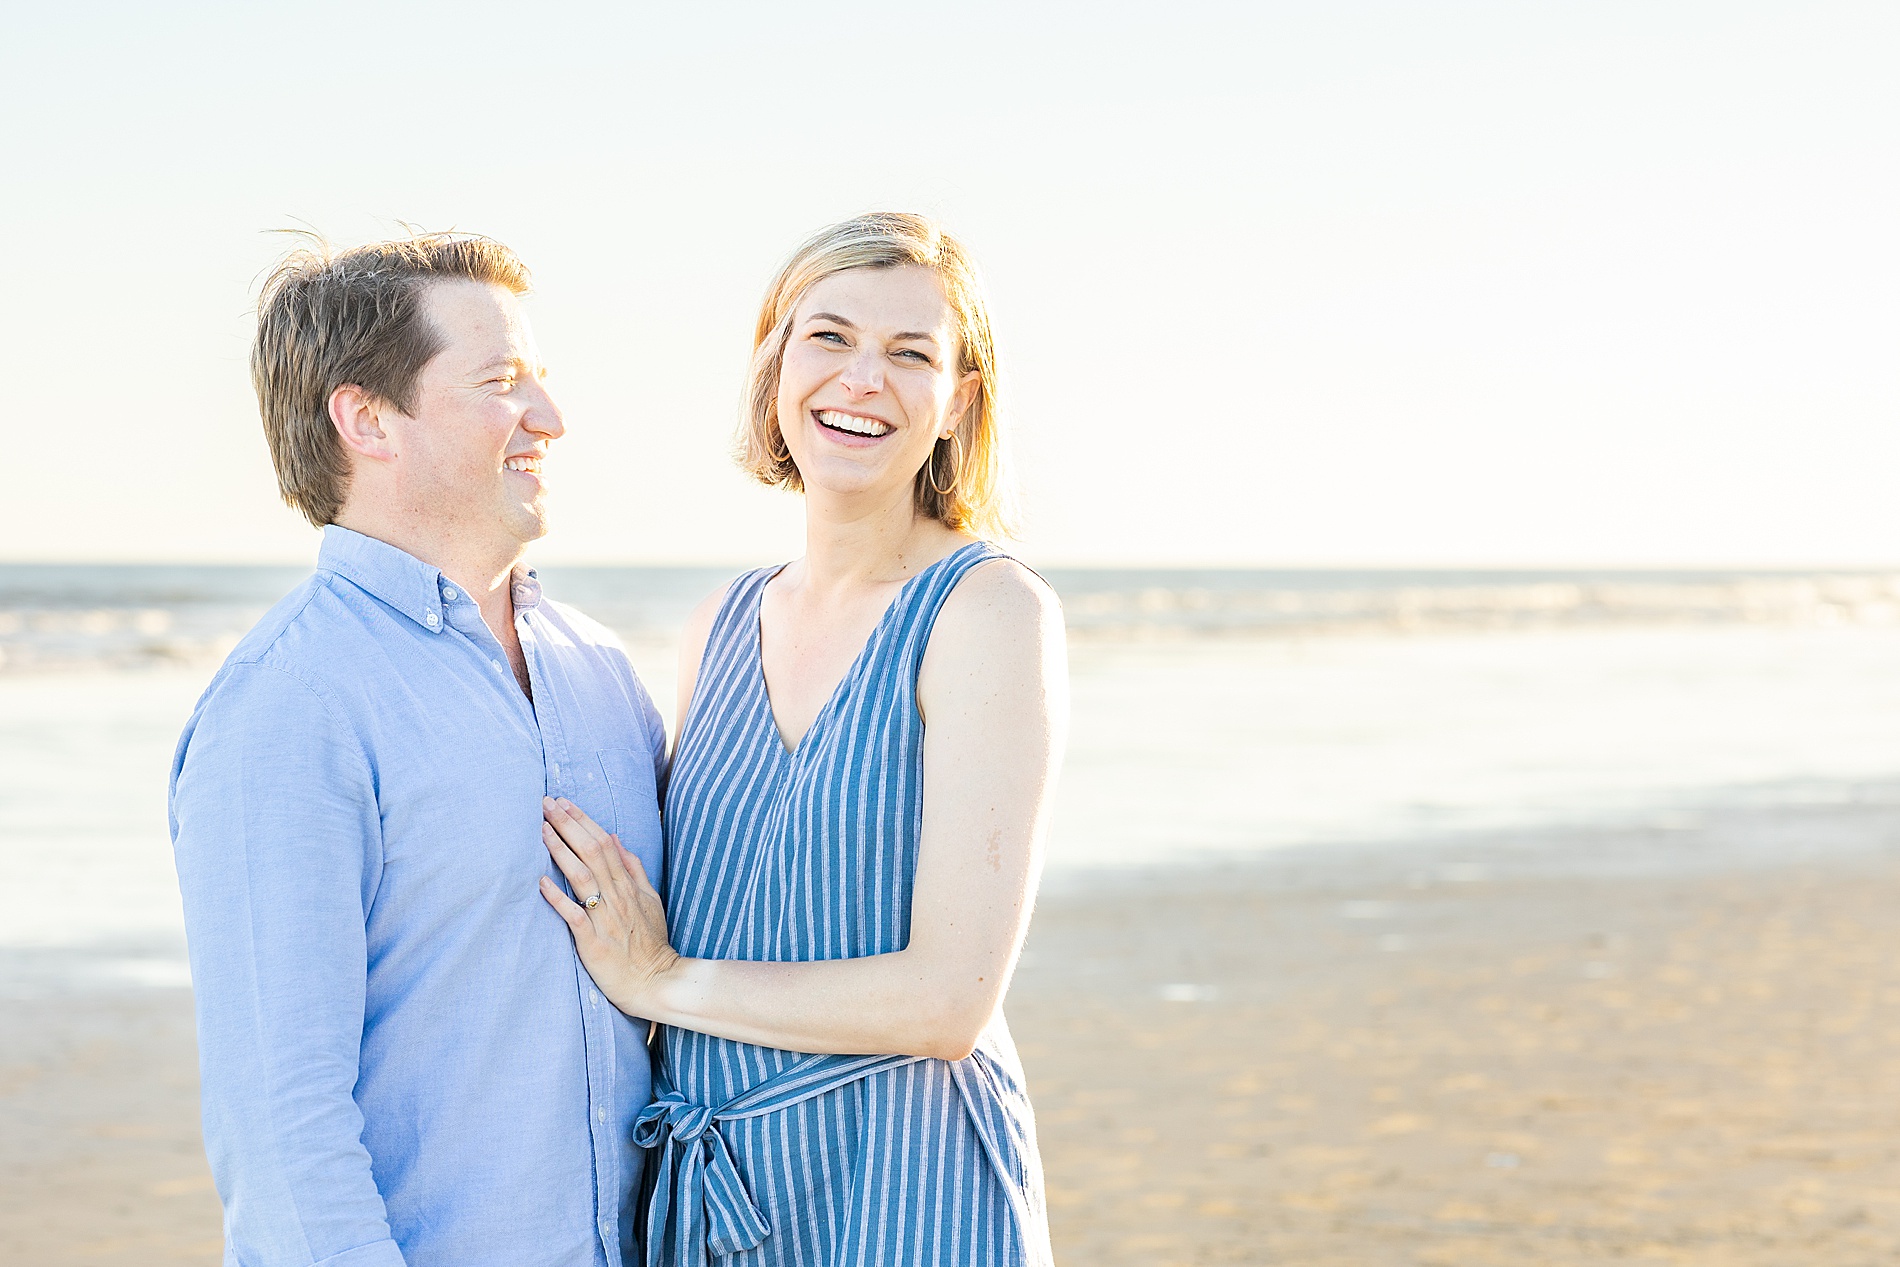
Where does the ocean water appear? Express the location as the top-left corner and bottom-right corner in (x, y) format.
(5, 564), (1900, 988)
(4, 562), (1899, 672)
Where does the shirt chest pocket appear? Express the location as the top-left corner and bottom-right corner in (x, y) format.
(595, 746), (664, 882)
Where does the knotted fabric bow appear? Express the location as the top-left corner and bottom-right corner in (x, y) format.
(633, 1051), (926, 1266)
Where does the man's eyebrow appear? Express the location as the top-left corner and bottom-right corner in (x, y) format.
(804, 312), (940, 343)
(470, 355), (540, 376)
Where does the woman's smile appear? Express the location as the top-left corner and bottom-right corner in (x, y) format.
(812, 408), (894, 445)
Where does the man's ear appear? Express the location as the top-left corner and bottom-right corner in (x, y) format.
(329, 384), (398, 461)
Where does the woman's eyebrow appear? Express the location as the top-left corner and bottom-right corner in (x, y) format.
(806, 312), (939, 344)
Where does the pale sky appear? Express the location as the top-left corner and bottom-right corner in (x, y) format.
(4, 1), (1896, 567)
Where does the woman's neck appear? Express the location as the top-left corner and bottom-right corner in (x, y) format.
(796, 488), (964, 594)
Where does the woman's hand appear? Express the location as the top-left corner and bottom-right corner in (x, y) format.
(538, 796), (679, 1017)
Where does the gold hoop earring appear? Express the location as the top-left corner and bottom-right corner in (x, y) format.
(928, 431), (964, 497)
(766, 418), (792, 466)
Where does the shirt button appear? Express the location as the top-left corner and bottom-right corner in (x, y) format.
(442, 587), (458, 601)
(424, 612), (440, 628)
(491, 660), (504, 672)
(591, 989), (601, 1006)
(551, 763), (561, 779)
(597, 1107), (608, 1123)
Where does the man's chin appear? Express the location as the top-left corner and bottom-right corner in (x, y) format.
(502, 503), (551, 547)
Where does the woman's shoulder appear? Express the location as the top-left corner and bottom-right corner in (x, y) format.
(682, 562), (781, 646)
(674, 570), (771, 731)
(916, 546), (1067, 722)
(930, 545), (1065, 655)
(681, 578), (737, 647)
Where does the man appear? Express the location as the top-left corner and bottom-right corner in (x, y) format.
(170, 234), (665, 1267)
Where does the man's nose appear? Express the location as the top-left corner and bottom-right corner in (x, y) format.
(838, 347), (885, 395)
(522, 379), (566, 439)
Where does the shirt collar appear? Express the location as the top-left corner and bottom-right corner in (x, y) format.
(318, 525), (542, 633)
(509, 565), (543, 613)
(319, 526), (452, 632)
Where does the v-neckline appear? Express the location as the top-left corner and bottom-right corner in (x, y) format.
(753, 543), (980, 759)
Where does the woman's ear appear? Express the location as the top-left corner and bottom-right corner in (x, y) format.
(945, 369), (982, 437)
(329, 384), (397, 462)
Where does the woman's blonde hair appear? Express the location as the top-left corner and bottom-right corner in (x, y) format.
(737, 212), (1014, 539)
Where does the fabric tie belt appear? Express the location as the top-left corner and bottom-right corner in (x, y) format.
(633, 1051), (926, 1266)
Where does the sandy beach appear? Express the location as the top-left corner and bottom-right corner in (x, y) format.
(1021, 795), (1900, 1265)
(7, 796), (1900, 1265)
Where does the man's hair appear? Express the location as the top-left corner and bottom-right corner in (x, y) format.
(737, 212), (1015, 539)
(251, 232), (532, 527)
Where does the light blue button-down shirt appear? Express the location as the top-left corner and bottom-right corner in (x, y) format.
(170, 526), (666, 1267)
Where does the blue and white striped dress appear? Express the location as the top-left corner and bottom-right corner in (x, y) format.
(639, 541), (1053, 1267)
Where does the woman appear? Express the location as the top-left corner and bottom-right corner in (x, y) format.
(538, 212), (1067, 1265)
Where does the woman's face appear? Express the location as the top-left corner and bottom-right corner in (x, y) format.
(775, 264), (980, 507)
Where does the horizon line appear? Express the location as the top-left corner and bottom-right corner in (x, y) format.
(6, 557), (1900, 575)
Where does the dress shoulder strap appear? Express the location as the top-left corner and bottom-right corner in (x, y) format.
(703, 564), (778, 650)
(884, 540), (1035, 676)
(678, 566), (779, 743)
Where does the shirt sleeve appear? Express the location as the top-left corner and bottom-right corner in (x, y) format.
(638, 674), (669, 800)
(170, 662), (408, 1267)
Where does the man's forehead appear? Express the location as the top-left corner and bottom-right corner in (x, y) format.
(423, 278), (524, 329)
(422, 280), (535, 360)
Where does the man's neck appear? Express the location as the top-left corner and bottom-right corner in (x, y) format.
(331, 507), (525, 651)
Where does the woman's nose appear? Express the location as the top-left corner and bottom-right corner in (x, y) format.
(838, 348), (884, 395)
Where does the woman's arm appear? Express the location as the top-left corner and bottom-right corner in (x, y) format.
(540, 559), (1068, 1061)
(671, 581), (730, 751)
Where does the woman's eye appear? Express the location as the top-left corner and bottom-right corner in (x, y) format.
(814, 331), (847, 345)
(895, 349), (930, 363)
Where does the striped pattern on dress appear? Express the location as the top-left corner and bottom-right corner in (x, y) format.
(644, 541), (1053, 1267)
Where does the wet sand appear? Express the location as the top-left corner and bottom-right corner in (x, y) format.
(7, 799), (1900, 1265)
(1017, 797), (1900, 1265)
(0, 986), (219, 1264)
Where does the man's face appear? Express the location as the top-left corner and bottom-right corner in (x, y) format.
(386, 280), (564, 553)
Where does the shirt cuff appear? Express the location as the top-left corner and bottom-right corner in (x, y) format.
(312, 1240), (407, 1267)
